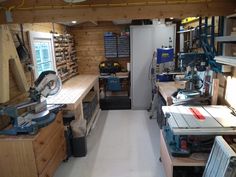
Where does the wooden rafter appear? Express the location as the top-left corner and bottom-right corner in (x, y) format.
(0, 0), (235, 24)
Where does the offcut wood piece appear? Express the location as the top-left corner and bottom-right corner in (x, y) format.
(211, 78), (219, 105)
(0, 25), (28, 103)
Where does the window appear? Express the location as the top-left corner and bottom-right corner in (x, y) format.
(29, 32), (56, 77)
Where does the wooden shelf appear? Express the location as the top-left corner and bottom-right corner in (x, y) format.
(215, 36), (236, 43)
(215, 56), (236, 67)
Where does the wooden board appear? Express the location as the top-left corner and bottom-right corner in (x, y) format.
(47, 75), (99, 107)
(156, 82), (178, 105)
(36, 126), (64, 174)
(160, 130), (173, 177)
(0, 140), (38, 177)
(0, 1), (236, 24)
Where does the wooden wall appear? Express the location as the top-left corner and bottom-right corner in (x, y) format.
(69, 22), (129, 75)
(3, 23), (67, 105)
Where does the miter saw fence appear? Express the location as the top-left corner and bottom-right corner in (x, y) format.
(0, 71), (63, 135)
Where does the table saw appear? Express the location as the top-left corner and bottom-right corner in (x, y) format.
(162, 105), (236, 157)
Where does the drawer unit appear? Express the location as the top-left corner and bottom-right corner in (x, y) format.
(0, 111), (66, 177)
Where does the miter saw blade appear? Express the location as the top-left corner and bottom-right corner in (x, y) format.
(34, 71), (62, 97)
(47, 75), (62, 96)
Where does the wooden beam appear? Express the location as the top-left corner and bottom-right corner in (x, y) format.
(0, 2), (235, 24)
(211, 78), (219, 105)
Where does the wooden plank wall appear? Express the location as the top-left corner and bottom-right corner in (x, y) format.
(2, 23), (67, 105)
(69, 22), (130, 74)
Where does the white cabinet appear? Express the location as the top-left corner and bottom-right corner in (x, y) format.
(130, 24), (176, 109)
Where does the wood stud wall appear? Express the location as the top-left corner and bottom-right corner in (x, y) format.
(69, 22), (130, 75)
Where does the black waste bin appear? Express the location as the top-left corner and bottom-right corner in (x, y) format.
(72, 136), (87, 157)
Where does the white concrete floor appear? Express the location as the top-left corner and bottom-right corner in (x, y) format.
(54, 110), (166, 177)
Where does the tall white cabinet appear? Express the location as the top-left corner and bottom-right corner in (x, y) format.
(130, 24), (176, 109)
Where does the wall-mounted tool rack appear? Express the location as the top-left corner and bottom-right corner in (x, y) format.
(54, 34), (78, 82)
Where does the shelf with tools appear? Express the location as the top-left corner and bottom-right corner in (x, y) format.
(54, 34), (79, 82)
(214, 16), (236, 67)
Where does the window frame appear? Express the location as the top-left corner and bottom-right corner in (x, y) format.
(28, 31), (56, 78)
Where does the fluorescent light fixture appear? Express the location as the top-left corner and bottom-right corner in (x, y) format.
(72, 20), (77, 24)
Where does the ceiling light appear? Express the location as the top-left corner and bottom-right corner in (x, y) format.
(72, 21), (77, 24)
(170, 17), (174, 20)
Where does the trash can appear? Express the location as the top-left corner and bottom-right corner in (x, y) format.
(70, 119), (87, 157)
(63, 113), (75, 160)
(72, 136), (87, 157)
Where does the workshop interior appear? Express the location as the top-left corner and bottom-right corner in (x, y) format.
(0, 1), (236, 177)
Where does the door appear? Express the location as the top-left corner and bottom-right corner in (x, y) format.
(130, 25), (154, 109)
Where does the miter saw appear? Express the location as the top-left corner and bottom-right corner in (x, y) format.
(0, 71), (63, 135)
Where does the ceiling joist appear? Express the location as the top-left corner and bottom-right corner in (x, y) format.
(0, 0), (235, 24)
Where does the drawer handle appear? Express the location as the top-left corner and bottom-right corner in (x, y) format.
(42, 158), (47, 162)
(39, 141), (45, 145)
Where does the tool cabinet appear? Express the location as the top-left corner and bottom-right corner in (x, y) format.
(0, 111), (66, 177)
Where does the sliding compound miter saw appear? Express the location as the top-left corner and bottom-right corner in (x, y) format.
(0, 71), (63, 135)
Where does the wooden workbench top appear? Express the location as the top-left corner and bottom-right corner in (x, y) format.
(47, 75), (98, 106)
(156, 82), (178, 105)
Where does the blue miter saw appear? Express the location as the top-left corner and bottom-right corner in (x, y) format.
(0, 71), (63, 135)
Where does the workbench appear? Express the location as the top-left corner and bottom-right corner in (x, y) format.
(0, 112), (66, 177)
(157, 82), (209, 177)
(47, 75), (100, 135)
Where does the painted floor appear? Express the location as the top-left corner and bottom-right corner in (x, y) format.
(54, 110), (166, 177)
